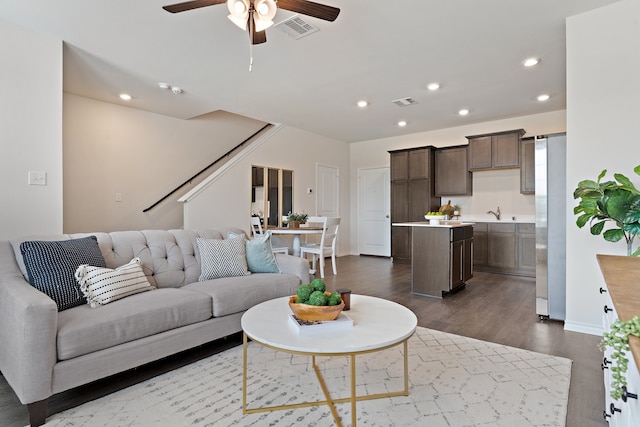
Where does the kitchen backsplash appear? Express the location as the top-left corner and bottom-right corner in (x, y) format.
(443, 168), (535, 221)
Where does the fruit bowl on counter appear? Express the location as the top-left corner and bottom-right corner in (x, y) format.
(425, 212), (445, 225)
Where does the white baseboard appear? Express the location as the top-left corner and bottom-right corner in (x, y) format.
(564, 320), (603, 336)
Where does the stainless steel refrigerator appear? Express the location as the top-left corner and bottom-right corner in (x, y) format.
(535, 133), (566, 320)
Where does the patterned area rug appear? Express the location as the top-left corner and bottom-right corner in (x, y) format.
(41, 327), (572, 426)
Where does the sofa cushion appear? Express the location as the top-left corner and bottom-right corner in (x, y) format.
(20, 236), (106, 311)
(75, 258), (155, 308)
(56, 288), (212, 360)
(197, 236), (250, 280)
(182, 273), (299, 317)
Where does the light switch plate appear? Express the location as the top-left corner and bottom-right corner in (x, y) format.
(28, 171), (47, 186)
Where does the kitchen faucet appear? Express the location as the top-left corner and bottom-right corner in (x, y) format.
(487, 206), (501, 220)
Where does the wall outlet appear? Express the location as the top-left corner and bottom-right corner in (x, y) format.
(28, 171), (47, 186)
(115, 193), (122, 202)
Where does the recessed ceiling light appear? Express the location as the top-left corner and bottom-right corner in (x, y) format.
(537, 94), (550, 102)
(458, 109), (469, 116)
(398, 120), (407, 127)
(523, 57), (540, 67)
(119, 93), (132, 101)
(357, 100), (368, 108)
(427, 82), (440, 91)
(158, 83), (170, 90)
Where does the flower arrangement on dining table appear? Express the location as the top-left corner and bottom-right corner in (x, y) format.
(287, 212), (308, 228)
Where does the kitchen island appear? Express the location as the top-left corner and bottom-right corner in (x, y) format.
(393, 221), (474, 298)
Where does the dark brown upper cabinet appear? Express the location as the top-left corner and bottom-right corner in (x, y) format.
(466, 129), (525, 171)
(434, 145), (472, 196)
(520, 137), (535, 194)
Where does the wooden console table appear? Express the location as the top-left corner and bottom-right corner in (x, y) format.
(597, 254), (640, 370)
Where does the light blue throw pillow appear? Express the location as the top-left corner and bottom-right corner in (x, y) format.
(245, 232), (281, 274)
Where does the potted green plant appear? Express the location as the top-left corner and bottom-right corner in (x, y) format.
(573, 165), (640, 256)
(575, 165), (640, 400)
(287, 212), (308, 229)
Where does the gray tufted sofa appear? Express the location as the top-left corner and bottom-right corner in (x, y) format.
(0, 228), (309, 426)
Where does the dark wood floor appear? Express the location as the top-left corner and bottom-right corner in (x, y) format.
(0, 255), (606, 427)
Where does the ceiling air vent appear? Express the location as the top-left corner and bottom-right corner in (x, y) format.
(392, 97), (418, 107)
(274, 15), (319, 39)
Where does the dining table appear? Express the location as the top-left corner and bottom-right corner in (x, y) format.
(268, 226), (323, 257)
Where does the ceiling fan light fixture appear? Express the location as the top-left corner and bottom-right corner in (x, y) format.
(253, 0), (277, 32)
(227, 0), (249, 30)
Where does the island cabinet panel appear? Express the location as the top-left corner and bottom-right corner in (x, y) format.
(473, 222), (535, 277)
(463, 226), (474, 282)
(434, 145), (473, 196)
(411, 225), (473, 298)
(389, 146), (440, 263)
(467, 129), (525, 171)
(520, 137), (535, 194)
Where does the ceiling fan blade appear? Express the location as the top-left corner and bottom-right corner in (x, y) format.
(276, 0), (340, 22)
(162, 0), (226, 14)
(251, 30), (267, 44)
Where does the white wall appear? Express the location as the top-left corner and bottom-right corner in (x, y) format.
(63, 94), (267, 233)
(565, 0), (640, 334)
(348, 110), (566, 251)
(0, 18), (63, 240)
(183, 125), (351, 255)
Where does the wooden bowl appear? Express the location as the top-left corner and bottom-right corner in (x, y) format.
(289, 292), (344, 321)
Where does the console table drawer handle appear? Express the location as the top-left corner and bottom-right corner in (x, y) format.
(600, 287), (607, 294)
(622, 386), (638, 402)
(604, 305), (613, 314)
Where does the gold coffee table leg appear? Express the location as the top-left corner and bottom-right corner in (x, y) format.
(312, 355), (343, 426)
(242, 336), (411, 425)
(351, 354), (357, 426)
(242, 332), (248, 414)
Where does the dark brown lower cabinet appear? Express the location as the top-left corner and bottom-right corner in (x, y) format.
(473, 222), (535, 277)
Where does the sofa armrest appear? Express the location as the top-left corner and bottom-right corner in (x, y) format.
(275, 254), (310, 284)
(0, 243), (57, 404)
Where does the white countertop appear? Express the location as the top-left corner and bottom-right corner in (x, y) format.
(393, 221), (474, 228)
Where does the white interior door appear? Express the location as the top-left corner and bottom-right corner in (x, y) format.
(316, 164), (339, 217)
(358, 167), (390, 256)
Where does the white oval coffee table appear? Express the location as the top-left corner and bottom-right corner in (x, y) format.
(241, 294), (417, 427)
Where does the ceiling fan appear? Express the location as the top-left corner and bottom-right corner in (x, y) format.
(162, 0), (340, 45)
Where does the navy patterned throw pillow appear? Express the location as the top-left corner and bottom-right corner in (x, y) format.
(20, 236), (107, 311)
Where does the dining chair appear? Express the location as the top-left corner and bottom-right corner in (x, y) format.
(250, 217), (289, 254)
(300, 216), (340, 278)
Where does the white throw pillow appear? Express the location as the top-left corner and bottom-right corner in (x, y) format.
(75, 258), (155, 308)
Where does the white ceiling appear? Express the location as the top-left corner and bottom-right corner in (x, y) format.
(0, 0), (619, 142)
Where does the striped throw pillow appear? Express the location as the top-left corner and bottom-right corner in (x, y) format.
(75, 258), (155, 308)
